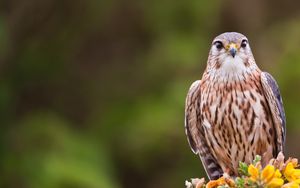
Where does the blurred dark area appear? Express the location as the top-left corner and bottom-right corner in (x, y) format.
(1, 0), (300, 187)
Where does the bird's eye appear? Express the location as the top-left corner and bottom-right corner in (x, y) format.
(214, 41), (223, 50)
(241, 39), (248, 48)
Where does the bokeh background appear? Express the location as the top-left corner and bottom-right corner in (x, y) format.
(1, 0), (300, 187)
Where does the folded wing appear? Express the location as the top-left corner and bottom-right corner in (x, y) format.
(185, 80), (222, 180)
(261, 72), (286, 153)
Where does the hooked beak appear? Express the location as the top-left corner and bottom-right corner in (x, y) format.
(230, 48), (237, 58)
(228, 43), (237, 58)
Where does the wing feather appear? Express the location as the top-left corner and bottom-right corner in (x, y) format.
(261, 72), (286, 153)
(185, 80), (222, 180)
(185, 80), (202, 153)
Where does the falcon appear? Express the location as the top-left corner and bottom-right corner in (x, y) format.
(184, 32), (286, 180)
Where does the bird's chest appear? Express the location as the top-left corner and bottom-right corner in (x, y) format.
(200, 80), (267, 129)
(199, 78), (274, 172)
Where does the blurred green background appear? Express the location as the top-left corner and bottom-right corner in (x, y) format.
(1, 0), (300, 187)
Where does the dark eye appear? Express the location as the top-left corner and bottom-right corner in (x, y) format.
(241, 39), (248, 48)
(214, 41), (223, 50)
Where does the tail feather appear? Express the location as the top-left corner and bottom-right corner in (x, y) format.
(198, 151), (223, 180)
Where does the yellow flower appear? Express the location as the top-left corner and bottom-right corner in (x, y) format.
(206, 176), (235, 188)
(248, 164), (284, 187)
(262, 165), (276, 183)
(266, 169), (284, 187)
(267, 177), (284, 188)
(284, 162), (300, 184)
(206, 177), (225, 188)
(274, 169), (282, 178)
(261, 166), (284, 188)
(248, 164), (259, 181)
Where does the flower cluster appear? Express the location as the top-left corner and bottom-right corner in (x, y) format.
(185, 153), (300, 188)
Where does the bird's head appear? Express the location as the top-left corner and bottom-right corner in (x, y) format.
(207, 32), (257, 75)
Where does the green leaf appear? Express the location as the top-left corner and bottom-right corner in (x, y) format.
(238, 161), (249, 176)
(252, 155), (261, 165)
(235, 177), (245, 188)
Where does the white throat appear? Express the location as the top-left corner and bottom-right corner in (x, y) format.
(221, 55), (246, 74)
(212, 55), (251, 82)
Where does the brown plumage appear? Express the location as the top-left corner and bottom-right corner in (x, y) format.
(185, 32), (286, 180)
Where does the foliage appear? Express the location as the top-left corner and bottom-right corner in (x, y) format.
(186, 153), (300, 188)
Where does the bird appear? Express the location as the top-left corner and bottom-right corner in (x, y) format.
(184, 32), (286, 180)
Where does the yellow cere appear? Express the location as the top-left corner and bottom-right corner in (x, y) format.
(225, 43), (238, 50)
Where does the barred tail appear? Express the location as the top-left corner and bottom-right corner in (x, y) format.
(198, 150), (223, 180)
